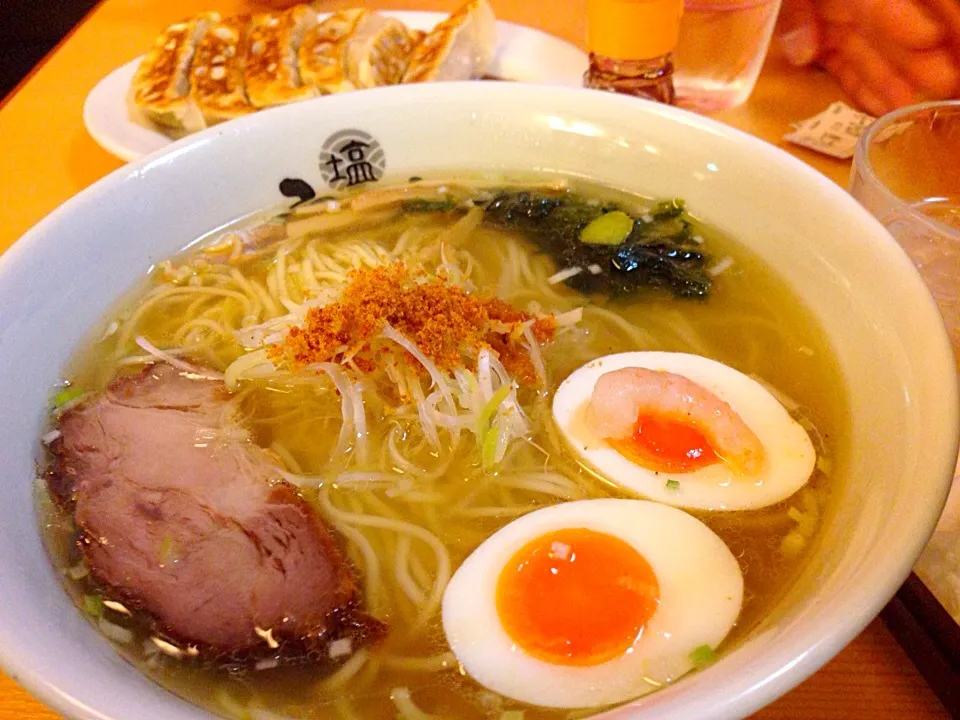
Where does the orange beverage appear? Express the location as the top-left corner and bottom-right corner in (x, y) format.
(583, 0), (684, 104)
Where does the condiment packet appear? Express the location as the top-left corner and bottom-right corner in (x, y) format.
(784, 102), (875, 160)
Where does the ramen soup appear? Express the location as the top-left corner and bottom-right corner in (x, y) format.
(38, 177), (846, 720)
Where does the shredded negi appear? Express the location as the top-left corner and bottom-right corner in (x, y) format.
(222, 251), (573, 470)
(269, 263), (556, 385)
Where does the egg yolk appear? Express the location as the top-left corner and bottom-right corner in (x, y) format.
(496, 528), (659, 667)
(611, 415), (718, 473)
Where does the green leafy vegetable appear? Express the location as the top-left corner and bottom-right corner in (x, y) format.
(665, 479), (680, 491)
(690, 644), (716, 668)
(400, 189), (710, 298)
(579, 211), (634, 246)
(481, 191), (711, 299)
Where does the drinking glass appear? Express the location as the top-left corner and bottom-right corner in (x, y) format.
(850, 101), (960, 360)
(672, 0), (782, 113)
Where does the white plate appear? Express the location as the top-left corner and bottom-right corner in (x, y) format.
(83, 11), (588, 162)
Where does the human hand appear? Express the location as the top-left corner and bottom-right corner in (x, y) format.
(777, 0), (960, 115)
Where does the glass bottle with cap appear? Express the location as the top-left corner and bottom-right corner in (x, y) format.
(583, 0), (684, 104)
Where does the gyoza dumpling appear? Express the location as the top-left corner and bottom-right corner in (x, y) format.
(131, 12), (220, 132)
(401, 0), (496, 83)
(300, 10), (420, 94)
(244, 4), (318, 109)
(298, 9), (368, 94)
(346, 13), (421, 88)
(190, 15), (254, 125)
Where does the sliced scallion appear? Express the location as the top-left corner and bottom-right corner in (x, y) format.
(477, 384), (512, 442)
(52, 386), (84, 409)
(83, 594), (104, 618)
(690, 644), (716, 667)
(579, 211), (634, 246)
(481, 424), (501, 470)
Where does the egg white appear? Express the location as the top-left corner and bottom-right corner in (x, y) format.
(441, 499), (743, 709)
(552, 351), (816, 511)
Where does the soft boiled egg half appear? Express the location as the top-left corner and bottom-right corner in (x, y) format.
(442, 499), (743, 708)
(552, 351), (816, 511)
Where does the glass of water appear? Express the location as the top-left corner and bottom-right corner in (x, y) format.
(850, 100), (960, 360)
(672, 0), (782, 113)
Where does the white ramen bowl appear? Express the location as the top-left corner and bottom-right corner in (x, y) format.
(0, 83), (956, 720)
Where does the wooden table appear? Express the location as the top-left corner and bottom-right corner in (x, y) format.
(0, 0), (951, 717)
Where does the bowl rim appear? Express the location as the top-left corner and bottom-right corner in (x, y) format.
(2, 81), (958, 720)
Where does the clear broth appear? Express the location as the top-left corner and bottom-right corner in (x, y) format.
(38, 178), (847, 719)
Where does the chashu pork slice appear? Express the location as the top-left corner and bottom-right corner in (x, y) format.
(49, 363), (385, 663)
(245, 4), (318, 109)
(190, 15), (255, 125)
(401, 0), (496, 84)
(298, 9), (369, 94)
(345, 13), (421, 89)
(131, 12), (220, 132)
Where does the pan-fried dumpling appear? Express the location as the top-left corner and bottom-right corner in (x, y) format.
(346, 14), (420, 88)
(401, 0), (496, 83)
(300, 11), (420, 93)
(131, 12), (220, 132)
(298, 9), (368, 94)
(245, 5), (318, 109)
(190, 15), (254, 125)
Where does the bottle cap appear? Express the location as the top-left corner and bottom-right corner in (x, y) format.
(586, 0), (684, 60)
